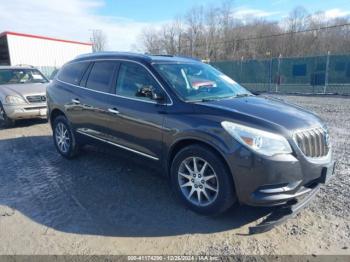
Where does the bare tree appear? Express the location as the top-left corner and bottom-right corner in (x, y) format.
(90, 29), (107, 52)
(140, 27), (162, 54)
(137, 1), (350, 60)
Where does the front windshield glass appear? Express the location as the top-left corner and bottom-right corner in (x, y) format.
(0, 69), (48, 85)
(154, 63), (251, 102)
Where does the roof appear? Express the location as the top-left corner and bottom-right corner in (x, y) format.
(74, 52), (201, 64)
(0, 31), (92, 46)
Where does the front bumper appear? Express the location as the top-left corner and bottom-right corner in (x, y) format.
(249, 183), (321, 234)
(3, 104), (47, 120)
(226, 146), (335, 207)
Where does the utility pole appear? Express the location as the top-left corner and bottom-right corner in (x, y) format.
(324, 51), (330, 94)
(276, 54), (282, 93)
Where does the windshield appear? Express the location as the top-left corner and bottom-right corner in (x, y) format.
(154, 63), (250, 102)
(0, 69), (48, 85)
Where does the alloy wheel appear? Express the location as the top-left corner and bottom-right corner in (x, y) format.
(55, 122), (71, 153)
(178, 156), (219, 207)
(0, 106), (5, 121)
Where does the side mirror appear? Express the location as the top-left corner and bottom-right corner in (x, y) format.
(137, 86), (165, 102)
(151, 89), (165, 102)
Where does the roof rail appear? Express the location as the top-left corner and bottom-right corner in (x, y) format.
(146, 54), (174, 57)
(146, 53), (202, 62)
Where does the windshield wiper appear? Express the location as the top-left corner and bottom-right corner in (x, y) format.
(235, 93), (253, 98)
(201, 98), (219, 102)
(201, 96), (235, 102)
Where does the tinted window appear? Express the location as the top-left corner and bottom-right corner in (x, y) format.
(116, 62), (160, 100)
(86, 61), (117, 93)
(58, 62), (90, 85)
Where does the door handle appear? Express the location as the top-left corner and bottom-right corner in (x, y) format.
(108, 108), (120, 114)
(72, 98), (80, 104)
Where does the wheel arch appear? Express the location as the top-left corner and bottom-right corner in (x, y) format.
(49, 108), (66, 128)
(167, 138), (233, 184)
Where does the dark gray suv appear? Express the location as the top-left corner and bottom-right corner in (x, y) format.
(47, 52), (335, 221)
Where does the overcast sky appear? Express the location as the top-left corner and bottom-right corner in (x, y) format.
(0, 0), (349, 51)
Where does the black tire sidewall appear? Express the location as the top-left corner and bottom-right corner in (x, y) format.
(53, 115), (78, 159)
(170, 144), (236, 216)
(0, 102), (15, 128)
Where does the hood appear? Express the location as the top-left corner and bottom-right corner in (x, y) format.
(195, 96), (323, 131)
(0, 83), (48, 97)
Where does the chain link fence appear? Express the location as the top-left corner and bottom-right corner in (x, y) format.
(211, 53), (350, 95)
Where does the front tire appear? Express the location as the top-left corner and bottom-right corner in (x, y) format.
(170, 144), (236, 216)
(0, 103), (15, 128)
(52, 115), (79, 159)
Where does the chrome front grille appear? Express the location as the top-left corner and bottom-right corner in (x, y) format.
(26, 95), (46, 103)
(294, 127), (330, 158)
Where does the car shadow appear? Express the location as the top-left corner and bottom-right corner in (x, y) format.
(0, 118), (48, 129)
(0, 135), (273, 237)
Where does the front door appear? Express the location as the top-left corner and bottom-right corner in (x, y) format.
(77, 60), (167, 161)
(105, 61), (168, 160)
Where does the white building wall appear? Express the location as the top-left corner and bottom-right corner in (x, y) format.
(7, 34), (92, 68)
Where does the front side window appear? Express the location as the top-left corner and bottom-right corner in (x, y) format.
(58, 62), (90, 85)
(86, 61), (117, 93)
(116, 62), (160, 100)
(153, 63), (249, 102)
(0, 69), (48, 85)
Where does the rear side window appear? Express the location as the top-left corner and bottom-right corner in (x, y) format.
(58, 62), (90, 85)
(86, 61), (117, 93)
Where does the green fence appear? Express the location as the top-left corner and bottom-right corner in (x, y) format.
(211, 53), (350, 95)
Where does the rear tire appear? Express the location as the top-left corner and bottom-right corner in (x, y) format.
(52, 115), (79, 159)
(170, 144), (236, 216)
(0, 103), (15, 128)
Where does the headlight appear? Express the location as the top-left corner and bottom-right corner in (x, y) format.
(5, 95), (26, 105)
(221, 121), (292, 156)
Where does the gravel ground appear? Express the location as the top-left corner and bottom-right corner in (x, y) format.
(0, 95), (349, 255)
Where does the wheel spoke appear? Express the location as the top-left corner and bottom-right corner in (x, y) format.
(200, 162), (208, 175)
(62, 142), (67, 152)
(188, 187), (196, 199)
(202, 189), (210, 200)
(197, 190), (202, 204)
(184, 163), (193, 174)
(205, 184), (218, 192)
(192, 157), (199, 173)
(179, 172), (192, 180)
(204, 174), (216, 181)
(180, 181), (192, 188)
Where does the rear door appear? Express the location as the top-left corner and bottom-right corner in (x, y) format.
(73, 60), (120, 140)
(55, 61), (91, 127)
